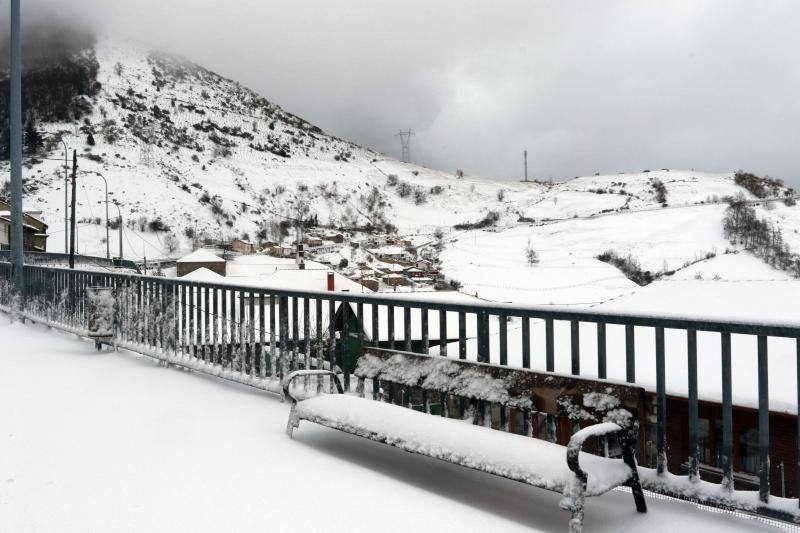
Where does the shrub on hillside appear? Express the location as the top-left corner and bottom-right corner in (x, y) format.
(454, 210), (500, 230)
(734, 170), (784, 198)
(651, 178), (667, 205)
(397, 181), (412, 198)
(596, 250), (655, 285)
(148, 217), (170, 233)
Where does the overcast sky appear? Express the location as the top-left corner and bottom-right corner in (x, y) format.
(22, 0), (800, 185)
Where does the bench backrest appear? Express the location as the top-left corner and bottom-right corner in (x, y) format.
(355, 348), (645, 429)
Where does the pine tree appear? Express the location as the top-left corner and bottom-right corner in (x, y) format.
(86, 132), (96, 146)
(525, 239), (539, 266)
(24, 119), (43, 154)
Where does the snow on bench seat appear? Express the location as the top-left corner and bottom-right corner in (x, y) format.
(295, 393), (633, 496)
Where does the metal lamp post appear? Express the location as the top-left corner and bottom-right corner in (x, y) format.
(9, 0), (23, 295)
(94, 174), (110, 259)
(60, 139), (68, 252)
(38, 132), (69, 252)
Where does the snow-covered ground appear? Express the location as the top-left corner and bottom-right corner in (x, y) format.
(0, 317), (783, 532)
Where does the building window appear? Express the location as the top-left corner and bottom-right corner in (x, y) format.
(739, 426), (759, 475)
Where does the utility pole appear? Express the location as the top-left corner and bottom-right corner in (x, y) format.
(69, 150), (77, 269)
(9, 0), (23, 295)
(523, 150), (528, 182)
(91, 173), (110, 259)
(112, 201), (123, 260)
(295, 203), (305, 270)
(395, 130), (414, 163)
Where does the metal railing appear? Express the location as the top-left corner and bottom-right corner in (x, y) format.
(1, 261), (799, 523)
(0, 250), (140, 272)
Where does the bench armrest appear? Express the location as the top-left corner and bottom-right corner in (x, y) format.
(566, 422), (625, 483)
(282, 370), (344, 403)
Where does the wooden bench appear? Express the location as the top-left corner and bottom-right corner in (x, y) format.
(283, 348), (647, 532)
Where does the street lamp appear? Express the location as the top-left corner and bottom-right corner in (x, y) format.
(95, 173), (110, 259)
(59, 138), (68, 253)
(78, 172), (110, 259)
(37, 131), (69, 252)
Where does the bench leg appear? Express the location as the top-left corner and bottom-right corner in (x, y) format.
(561, 479), (587, 533)
(620, 431), (647, 514)
(627, 477), (647, 514)
(286, 402), (300, 437)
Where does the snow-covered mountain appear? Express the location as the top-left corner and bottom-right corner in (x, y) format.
(4, 36), (800, 308)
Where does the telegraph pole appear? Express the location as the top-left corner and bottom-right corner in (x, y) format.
(69, 150), (77, 269)
(112, 201), (123, 260)
(395, 130), (414, 163)
(9, 0), (23, 294)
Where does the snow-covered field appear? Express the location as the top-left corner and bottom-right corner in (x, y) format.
(0, 317), (783, 532)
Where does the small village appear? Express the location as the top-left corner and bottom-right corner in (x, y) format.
(172, 228), (447, 295)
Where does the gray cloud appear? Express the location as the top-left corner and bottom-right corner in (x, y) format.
(16, 0), (800, 185)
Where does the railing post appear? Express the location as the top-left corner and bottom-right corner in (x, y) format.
(687, 329), (699, 481)
(403, 306), (411, 352)
(269, 293), (276, 376)
(258, 293), (266, 376)
(545, 318), (554, 372)
(522, 317), (531, 368)
(656, 326), (666, 475)
(758, 335), (770, 503)
(477, 310), (490, 363)
(371, 303), (378, 348)
(597, 322), (606, 379)
(388, 304), (395, 350)
(212, 287), (219, 364)
(304, 297), (311, 379)
(342, 301), (350, 391)
(238, 289), (246, 374)
(570, 320), (580, 375)
(178, 283), (185, 356)
(248, 290), (255, 375)
(328, 299), (336, 391)
(221, 289), (228, 367)
(420, 307), (429, 354)
(279, 295), (289, 379)
(316, 298), (324, 391)
(626, 324), (635, 383)
(458, 311), (466, 360)
(439, 310), (447, 356)
(721, 332), (733, 491)
(499, 315), (508, 366)
(292, 296), (299, 372)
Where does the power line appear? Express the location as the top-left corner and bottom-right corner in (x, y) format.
(395, 130), (414, 163)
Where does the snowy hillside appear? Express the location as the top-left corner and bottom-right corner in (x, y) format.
(4, 36), (800, 312)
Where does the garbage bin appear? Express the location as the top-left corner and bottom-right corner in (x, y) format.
(86, 286), (115, 350)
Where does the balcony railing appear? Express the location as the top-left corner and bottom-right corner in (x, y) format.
(1, 261), (798, 523)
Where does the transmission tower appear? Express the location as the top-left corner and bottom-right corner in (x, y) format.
(395, 129), (414, 163)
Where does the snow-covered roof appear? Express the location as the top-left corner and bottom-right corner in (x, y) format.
(181, 267), (225, 281)
(177, 249), (226, 263)
(373, 245), (407, 256)
(226, 267), (370, 294)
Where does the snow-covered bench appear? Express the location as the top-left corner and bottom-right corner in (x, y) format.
(283, 348), (647, 532)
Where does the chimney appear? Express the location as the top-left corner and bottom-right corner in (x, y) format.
(327, 271), (335, 291)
